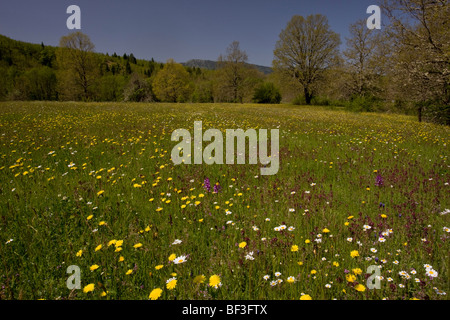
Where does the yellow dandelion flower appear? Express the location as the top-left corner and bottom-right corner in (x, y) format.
(90, 264), (99, 271)
(168, 253), (176, 261)
(300, 294), (312, 300)
(76, 250), (83, 257)
(310, 270), (317, 275)
(322, 228), (330, 233)
(352, 268), (363, 275)
(125, 269), (133, 275)
(115, 240), (123, 247)
(86, 215), (93, 220)
(118, 256), (124, 262)
(350, 250), (359, 258)
(133, 243), (143, 249)
(291, 245), (299, 252)
(355, 284), (366, 292)
(305, 239), (311, 244)
(346, 274), (356, 282)
(108, 239), (117, 247)
(209, 275), (221, 287)
(95, 244), (102, 252)
(149, 288), (163, 300)
(166, 278), (177, 290)
(83, 283), (95, 293)
(155, 265), (164, 270)
(193, 275), (206, 284)
(238, 241), (247, 248)
(97, 190), (104, 196)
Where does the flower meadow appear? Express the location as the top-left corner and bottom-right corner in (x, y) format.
(0, 101), (448, 300)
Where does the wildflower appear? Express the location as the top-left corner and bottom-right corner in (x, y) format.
(275, 272), (282, 277)
(107, 240), (117, 247)
(97, 190), (104, 196)
(166, 277), (177, 290)
(353, 268), (363, 275)
(270, 281), (277, 287)
(172, 239), (182, 245)
(300, 294), (312, 300)
(238, 241), (247, 248)
(263, 275), (270, 281)
(76, 250), (83, 257)
(133, 243), (143, 249)
(95, 244), (102, 252)
(291, 245), (299, 252)
(426, 269), (438, 278)
(355, 284), (366, 292)
(83, 283), (95, 293)
(346, 274), (356, 282)
(363, 224), (372, 231)
(305, 239), (311, 244)
(245, 252), (255, 260)
(204, 178), (211, 192)
(90, 264), (99, 271)
(347, 237), (353, 242)
(168, 253), (176, 261)
(173, 255), (187, 264)
(126, 269), (133, 275)
(149, 288), (163, 300)
(350, 250), (359, 258)
(325, 284), (331, 288)
(193, 275), (206, 284)
(287, 276), (295, 283)
(375, 175), (384, 187)
(209, 275), (221, 288)
(333, 261), (339, 267)
(155, 265), (163, 270)
(322, 228), (330, 233)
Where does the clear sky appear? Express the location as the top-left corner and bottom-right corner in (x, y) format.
(0, 0), (379, 67)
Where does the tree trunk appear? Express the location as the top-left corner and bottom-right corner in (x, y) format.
(304, 87), (312, 105)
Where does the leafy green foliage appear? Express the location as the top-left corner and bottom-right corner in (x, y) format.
(252, 82), (282, 104)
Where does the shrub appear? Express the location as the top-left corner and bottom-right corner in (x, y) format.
(252, 82), (282, 104)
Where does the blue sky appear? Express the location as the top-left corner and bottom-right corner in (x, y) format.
(0, 0), (379, 66)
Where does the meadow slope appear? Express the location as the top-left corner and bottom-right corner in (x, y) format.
(0, 102), (448, 300)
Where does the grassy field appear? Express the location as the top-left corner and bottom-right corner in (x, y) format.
(0, 101), (448, 300)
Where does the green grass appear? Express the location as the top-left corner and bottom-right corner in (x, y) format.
(0, 101), (448, 300)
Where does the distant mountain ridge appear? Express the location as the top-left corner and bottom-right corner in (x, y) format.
(182, 59), (273, 75)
